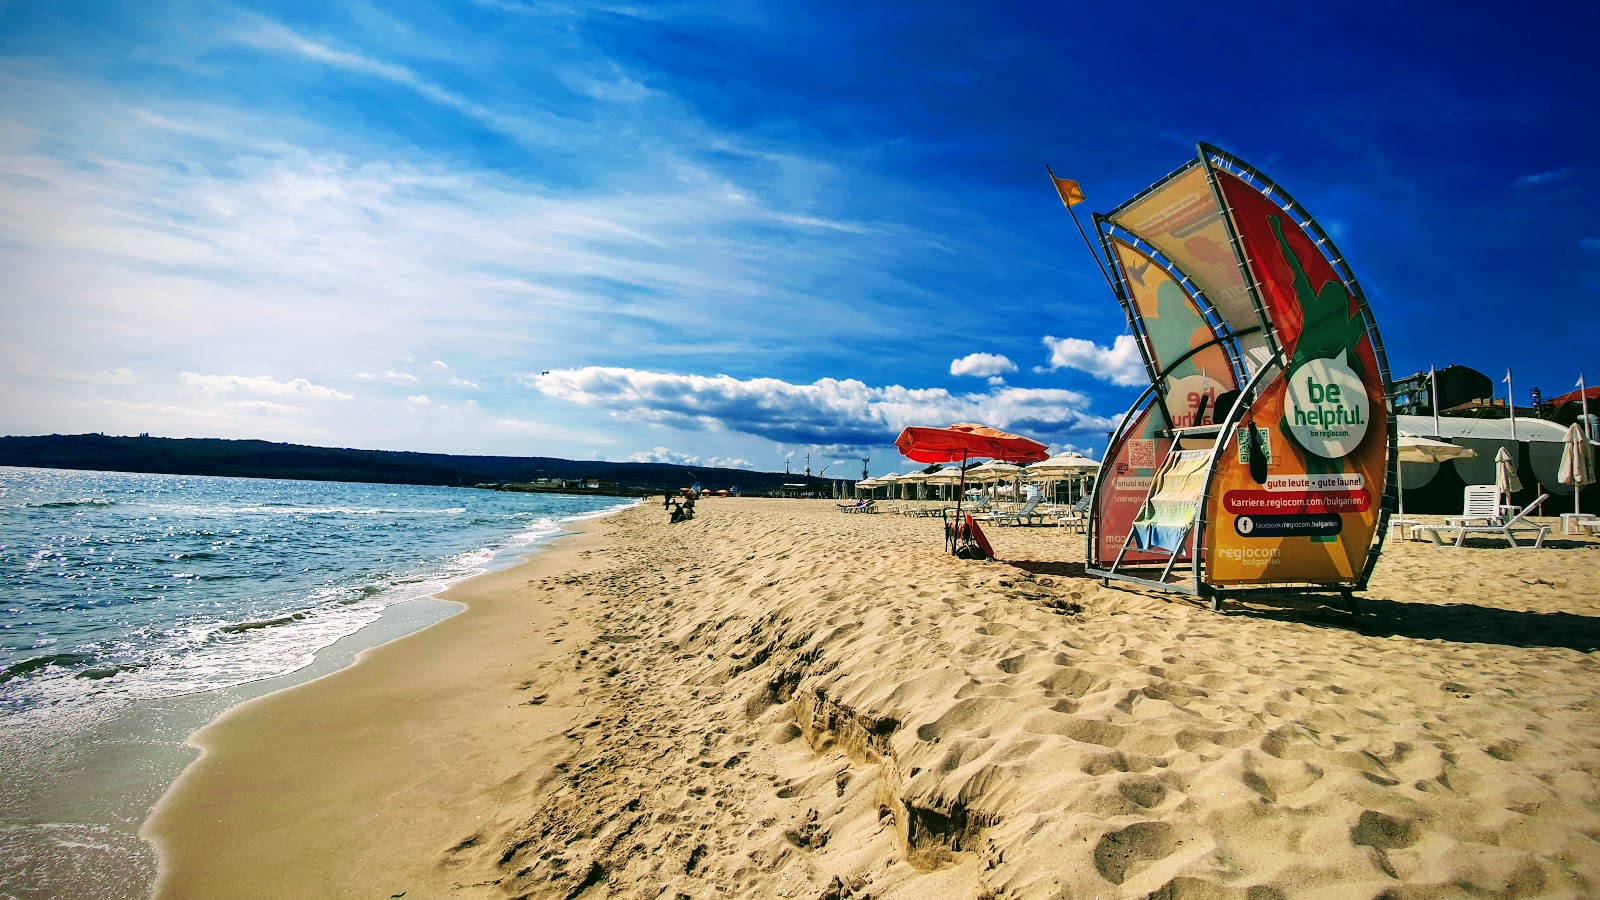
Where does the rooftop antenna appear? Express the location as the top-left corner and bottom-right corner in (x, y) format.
(861, 457), (870, 480)
(805, 452), (812, 478)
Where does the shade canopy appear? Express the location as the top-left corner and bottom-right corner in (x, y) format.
(1395, 436), (1475, 519)
(1029, 451), (1102, 477)
(1495, 446), (1522, 496)
(966, 460), (1027, 481)
(896, 423), (1050, 465)
(1559, 422), (1595, 516)
(1396, 435), (1475, 465)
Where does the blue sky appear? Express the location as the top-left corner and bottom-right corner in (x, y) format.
(2, 1), (1595, 475)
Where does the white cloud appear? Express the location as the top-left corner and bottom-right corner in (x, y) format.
(532, 367), (1114, 449)
(449, 378), (480, 389)
(407, 395), (431, 405)
(950, 352), (1017, 379)
(625, 446), (752, 469)
(178, 372), (353, 400)
(384, 371), (421, 385)
(432, 360), (449, 368)
(1041, 334), (1147, 387)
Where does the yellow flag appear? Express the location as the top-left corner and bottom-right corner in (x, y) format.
(1052, 174), (1085, 208)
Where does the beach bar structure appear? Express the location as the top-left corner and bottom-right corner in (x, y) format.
(1075, 144), (1394, 608)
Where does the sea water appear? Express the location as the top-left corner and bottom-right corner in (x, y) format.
(0, 466), (635, 898)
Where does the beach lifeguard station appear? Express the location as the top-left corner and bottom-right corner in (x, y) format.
(1067, 145), (1396, 609)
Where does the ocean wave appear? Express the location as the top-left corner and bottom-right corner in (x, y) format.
(160, 504), (471, 517)
(74, 661), (147, 680)
(217, 613), (309, 634)
(1, 653), (94, 685)
(1, 482), (636, 720)
(26, 499), (117, 509)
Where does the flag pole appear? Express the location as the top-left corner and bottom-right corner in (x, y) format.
(1046, 165), (1118, 298)
(1580, 374), (1591, 520)
(1581, 374), (1591, 444)
(1505, 369), (1517, 442)
(1430, 365), (1440, 437)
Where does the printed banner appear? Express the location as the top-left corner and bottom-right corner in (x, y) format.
(1109, 238), (1238, 428)
(1202, 171), (1387, 584)
(1108, 164), (1273, 375)
(1092, 403), (1176, 566)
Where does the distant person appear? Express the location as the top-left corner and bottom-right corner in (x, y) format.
(663, 493), (673, 510)
(681, 492), (696, 519)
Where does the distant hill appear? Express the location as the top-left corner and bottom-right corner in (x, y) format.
(0, 434), (837, 496)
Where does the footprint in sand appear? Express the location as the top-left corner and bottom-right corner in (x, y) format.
(1092, 821), (1181, 885)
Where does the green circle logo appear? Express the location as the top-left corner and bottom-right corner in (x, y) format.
(1284, 352), (1369, 459)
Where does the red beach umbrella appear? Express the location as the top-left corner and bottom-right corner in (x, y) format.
(896, 423), (1049, 465)
(895, 424), (1048, 554)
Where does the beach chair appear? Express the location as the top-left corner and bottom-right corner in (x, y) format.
(1414, 494), (1550, 548)
(986, 498), (1047, 527)
(836, 499), (875, 513)
(1107, 448), (1213, 585)
(1053, 496), (1091, 532)
(1447, 484), (1504, 527)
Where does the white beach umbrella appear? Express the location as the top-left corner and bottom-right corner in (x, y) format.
(897, 470), (932, 501)
(922, 466), (966, 502)
(1494, 446), (1522, 499)
(1028, 452), (1101, 476)
(1028, 452), (1101, 503)
(1396, 436), (1474, 519)
(1558, 422), (1595, 516)
(967, 461), (1026, 507)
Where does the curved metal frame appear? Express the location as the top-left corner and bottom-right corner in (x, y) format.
(1082, 144), (1397, 604)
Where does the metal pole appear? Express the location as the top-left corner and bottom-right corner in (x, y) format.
(1068, 204), (1119, 297)
(1581, 374), (1590, 518)
(1582, 374), (1591, 443)
(1047, 165), (1119, 298)
(1430, 365), (1440, 437)
(1506, 369), (1517, 442)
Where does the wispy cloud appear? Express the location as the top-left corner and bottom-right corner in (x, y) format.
(229, 16), (545, 147)
(1512, 168), (1577, 189)
(179, 372), (353, 400)
(532, 367), (1114, 449)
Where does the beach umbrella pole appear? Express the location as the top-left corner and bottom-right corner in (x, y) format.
(951, 450), (969, 555)
(1581, 375), (1590, 517)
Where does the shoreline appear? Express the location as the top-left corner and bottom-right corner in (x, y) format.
(2, 498), (628, 900)
(143, 510), (621, 897)
(145, 500), (1600, 898)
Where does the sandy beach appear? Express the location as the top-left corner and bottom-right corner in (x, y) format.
(145, 499), (1600, 898)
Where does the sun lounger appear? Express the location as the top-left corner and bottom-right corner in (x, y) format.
(1413, 494), (1550, 548)
(985, 498), (1048, 527)
(1447, 484), (1503, 527)
(836, 499), (876, 513)
(1053, 497), (1091, 532)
